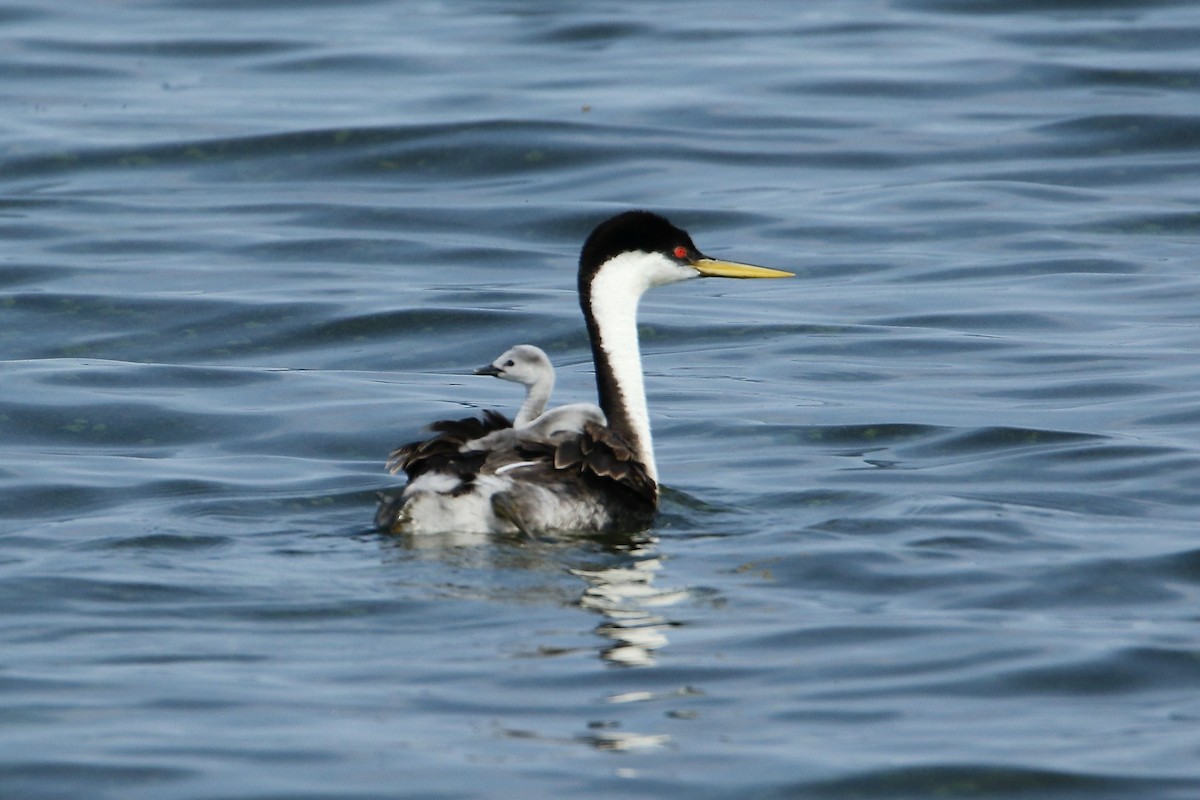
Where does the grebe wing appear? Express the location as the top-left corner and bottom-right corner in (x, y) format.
(386, 409), (512, 478)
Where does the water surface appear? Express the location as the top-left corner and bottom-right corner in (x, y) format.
(4, 1), (1200, 798)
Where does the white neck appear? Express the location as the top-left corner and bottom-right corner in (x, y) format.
(515, 373), (553, 427)
(586, 252), (665, 482)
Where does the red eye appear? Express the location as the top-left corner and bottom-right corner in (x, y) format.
(673, 246), (688, 259)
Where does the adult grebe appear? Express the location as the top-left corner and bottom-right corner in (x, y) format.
(376, 210), (792, 535)
(462, 345), (607, 452)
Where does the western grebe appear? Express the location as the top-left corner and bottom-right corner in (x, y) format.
(376, 210), (792, 535)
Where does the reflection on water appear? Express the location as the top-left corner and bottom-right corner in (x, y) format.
(495, 720), (673, 754)
(580, 729), (673, 753)
(383, 528), (687, 668)
(571, 538), (689, 668)
(382, 528), (688, 751)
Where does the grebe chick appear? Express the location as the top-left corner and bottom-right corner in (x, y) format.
(464, 345), (606, 452)
(472, 344), (555, 427)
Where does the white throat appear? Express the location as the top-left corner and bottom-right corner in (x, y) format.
(585, 251), (696, 483)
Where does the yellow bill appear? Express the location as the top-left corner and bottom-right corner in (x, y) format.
(692, 257), (794, 279)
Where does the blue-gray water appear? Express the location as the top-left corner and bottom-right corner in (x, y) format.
(4, 1), (1200, 797)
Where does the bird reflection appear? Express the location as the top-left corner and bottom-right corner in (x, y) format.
(377, 527), (690, 753)
(379, 526), (685, 667)
(570, 536), (688, 667)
